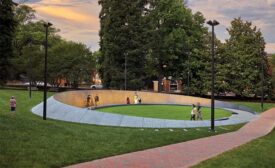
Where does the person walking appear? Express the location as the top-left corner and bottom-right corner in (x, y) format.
(190, 104), (197, 120)
(197, 106), (203, 120)
(94, 94), (99, 108)
(134, 92), (139, 104)
(10, 96), (16, 112)
(86, 95), (91, 108)
(126, 97), (130, 104)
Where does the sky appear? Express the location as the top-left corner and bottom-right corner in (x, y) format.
(18, 0), (275, 53)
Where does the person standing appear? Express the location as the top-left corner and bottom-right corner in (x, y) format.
(134, 92), (138, 104)
(86, 95), (91, 108)
(94, 94), (99, 108)
(190, 104), (197, 120)
(10, 96), (16, 112)
(126, 97), (130, 104)
(197, 106), (203, 120)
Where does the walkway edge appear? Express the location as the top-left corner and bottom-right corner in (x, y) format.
(65, 108), (275, 168)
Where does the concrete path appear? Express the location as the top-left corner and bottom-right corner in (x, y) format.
(32, 96), (257, 128)
(66, 108), (275, 168)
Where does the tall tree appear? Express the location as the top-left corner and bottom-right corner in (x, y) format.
(225, 18), (271, 97)
(48, 41), (95, 88)
(0, 0), (16, 85)
(98, 0), (149, 90)
(145, 0), (193, 88)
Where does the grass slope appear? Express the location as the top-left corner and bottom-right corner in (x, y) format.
(193, 128), (275, 168)
(233, 101), (275, 113)
(98, 105), (231, 120)
(193, 101), (275, 168)
(0, 89), (242, 168)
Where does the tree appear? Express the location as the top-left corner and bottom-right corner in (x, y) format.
(98, 0), (210, 92)
(145, 0), (193, 89)
(98, 0), (149, 90)
(182, 12), (210, 95)
(48, 41), (95, 88)
(224, 18), (271, 97)
(11, 4), (96, 88)
(0, 0), (16, 85)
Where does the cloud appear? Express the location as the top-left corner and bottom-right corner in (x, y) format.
(37, 7), (87, 22)
(21, 0), (275, 53)
(188, 0), (275, 53)
(22, 0), (100, 51)
(266, 43), (275, 54)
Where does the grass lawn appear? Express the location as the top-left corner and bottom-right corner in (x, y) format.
(192, 101), (275, 168)
(233, 101), (275, 113)
(98, 105), (232, 120)
(193, 128), (275, 168)
(0, 89), (244, 168)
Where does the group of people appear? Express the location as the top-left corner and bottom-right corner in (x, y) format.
(127, 92), (142, 104)
(86, 94), (99, 109)
(86, 92), (142, 109)
(190, 103), (202, 120)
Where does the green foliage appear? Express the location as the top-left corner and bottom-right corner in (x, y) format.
(99, 0), (148, 90)
(0, 0), (16, 85)
(224, 18), (271, 97)
(48, 41), (95, 88)
(99, 0), (209, 91)
(10, 4), (96, 88)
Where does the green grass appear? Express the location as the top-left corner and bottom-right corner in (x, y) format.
(98, 105), (232, 120)
(193, 128), (275, 168)
(192, 102), (275, 168)
(0, 89), (243, 168)
(233, 101), (275, 113)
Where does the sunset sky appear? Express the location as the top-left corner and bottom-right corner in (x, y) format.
(18, 0), (275, 53)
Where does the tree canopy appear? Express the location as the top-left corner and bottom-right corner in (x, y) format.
(0, 0), (16, 85)
(9, 4), (96, 88)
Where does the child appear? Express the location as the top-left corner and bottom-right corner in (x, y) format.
(10, 96), (16, 112)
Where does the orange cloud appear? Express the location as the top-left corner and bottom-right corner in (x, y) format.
(36, 6), (96, 23)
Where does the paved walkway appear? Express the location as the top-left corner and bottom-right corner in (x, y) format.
(32, 97), (257, 128)
(65, 108), (275, 168)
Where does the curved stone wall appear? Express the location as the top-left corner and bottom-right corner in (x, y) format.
(31, 90), (258, 128)
(54, 90), (254, 113)
(54, 90), (213, 107)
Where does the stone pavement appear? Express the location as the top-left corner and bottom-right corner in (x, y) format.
(66, 108), (275, 168)
(32, 96), (257, 128)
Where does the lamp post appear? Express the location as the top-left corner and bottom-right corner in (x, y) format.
(25, 37), (33, 99)
(124, 52), (127, 91)
(261, 51), (264, 111)
(187, 53), (190, 96)
(28, 39), (32, 99)
(43, 22), (52, 120)
(207, 20), (219, 131)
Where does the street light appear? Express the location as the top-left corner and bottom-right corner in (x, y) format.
(29, 42), (32, 99)
(261, 51), (264, 111)
(43, 22), (52, 120)
(187, 53), (190, 96)
(124, 52), (127, 91)
(207, 20), (219, 131)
